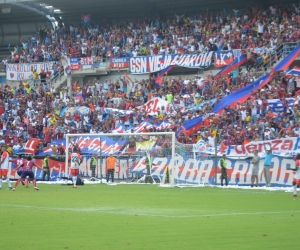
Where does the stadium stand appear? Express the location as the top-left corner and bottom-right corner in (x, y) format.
(0, 4), (300, 154)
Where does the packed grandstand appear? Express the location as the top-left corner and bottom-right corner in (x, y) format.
(0, 3), (300, 157)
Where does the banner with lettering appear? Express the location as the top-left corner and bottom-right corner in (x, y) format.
(136, 97), (172, 115)
(69, 57), (104, 71)
(110, 58), (129, 69)
(214, 51), (234, 68)
(130, 52), (213, 74)
(194, 137), (300, 158)
(131, 154), (295, 186)
(8, 154), (294, 186)
(6, 62), (55, 81)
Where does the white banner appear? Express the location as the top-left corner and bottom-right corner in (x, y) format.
(136, 97), (172, 115)
(194, 137), (300, 158)
(6, 62), (55, 81)
(131, 155), (294, 186)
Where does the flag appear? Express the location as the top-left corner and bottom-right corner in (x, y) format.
(124, 73), (133, 83)
(75, 92), (83, 100)
(155, 77), (163, 85)
(214, 54), (247, 79)
(274, 45), (300, 72)
(88, 103), (95, 111)
(112, 124), (125, 133)
(134, 121), (153, 132)
(286, 66), (300, 76)
(81, 14), (91, 25)
(212, 72), (274, 113)
(214, 51), (234, 68)
(156, 65), (174, 78)
(155, 65), (174, 85)
(178, 116), (204, 136)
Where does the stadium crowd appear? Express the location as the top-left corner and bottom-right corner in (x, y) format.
(1, 3), (300, 65)
(0, 67), (300, 153)
(0, 3), (300, 155)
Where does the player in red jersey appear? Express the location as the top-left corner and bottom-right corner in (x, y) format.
(12, 156), (42, 191)
(10, 155), (25, 186)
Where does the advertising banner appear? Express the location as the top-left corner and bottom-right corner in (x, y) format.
(7, 154), (295, 186)
(194, 137), (300, 158)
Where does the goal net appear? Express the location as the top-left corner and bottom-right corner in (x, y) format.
(65, 132), (177, 186)
(174, 141), (215, 186)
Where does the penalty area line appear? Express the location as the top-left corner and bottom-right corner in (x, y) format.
(0, 204), (300, 218)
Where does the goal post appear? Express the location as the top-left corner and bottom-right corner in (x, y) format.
(65, 132), (176, 186)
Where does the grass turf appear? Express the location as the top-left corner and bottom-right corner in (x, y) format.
(0, 184), (299, 250)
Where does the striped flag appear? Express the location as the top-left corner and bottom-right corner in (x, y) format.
(155, 65), (174, 85)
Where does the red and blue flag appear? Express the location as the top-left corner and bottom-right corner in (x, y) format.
(155, 65), (174, 85)
(286, 66), (300, 76)
(214, 54), (247, 79)
(212, 72), (274, 113)
(274, 45), (300, 72)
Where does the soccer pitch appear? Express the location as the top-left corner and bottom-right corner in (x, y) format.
(1, 184), (299, 250)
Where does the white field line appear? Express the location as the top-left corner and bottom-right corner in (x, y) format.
(0, 204), (299, 218)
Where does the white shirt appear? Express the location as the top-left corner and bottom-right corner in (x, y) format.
(207, 136), (215, 147)
(183, 79), (190, 85)
(70, 153), (81, 169)
(95, 82), (102, 91)
(240, 110), (247, 121)
(0, 151), (9, 169)
(13, 144), (21, 151)
(132, 50), (138, 57)
(258, 23), (264, 33)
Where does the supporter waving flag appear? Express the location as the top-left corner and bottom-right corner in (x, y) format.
(155, 65), (174, 85)
(176, 116), (204, 136)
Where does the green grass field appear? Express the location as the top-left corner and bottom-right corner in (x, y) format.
(1, 184), (299, 250)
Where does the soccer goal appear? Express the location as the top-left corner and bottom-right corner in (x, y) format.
(65, 132), (177, 186)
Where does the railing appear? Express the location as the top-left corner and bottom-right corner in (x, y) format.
(254, 42), (299, 72)
(27, 65), (65, 88)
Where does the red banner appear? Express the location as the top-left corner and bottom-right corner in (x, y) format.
(110, 58), (129, 69)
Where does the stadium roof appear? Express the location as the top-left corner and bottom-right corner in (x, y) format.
(0, 0), (299, 24)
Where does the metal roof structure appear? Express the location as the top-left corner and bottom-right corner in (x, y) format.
(0, 0), (299, 24)
(0, 0), (298, 56)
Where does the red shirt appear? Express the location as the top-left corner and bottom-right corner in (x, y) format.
(22, 160), (37, 171)
(44, 132), (51, 143)
(14, 53), (19, 61)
